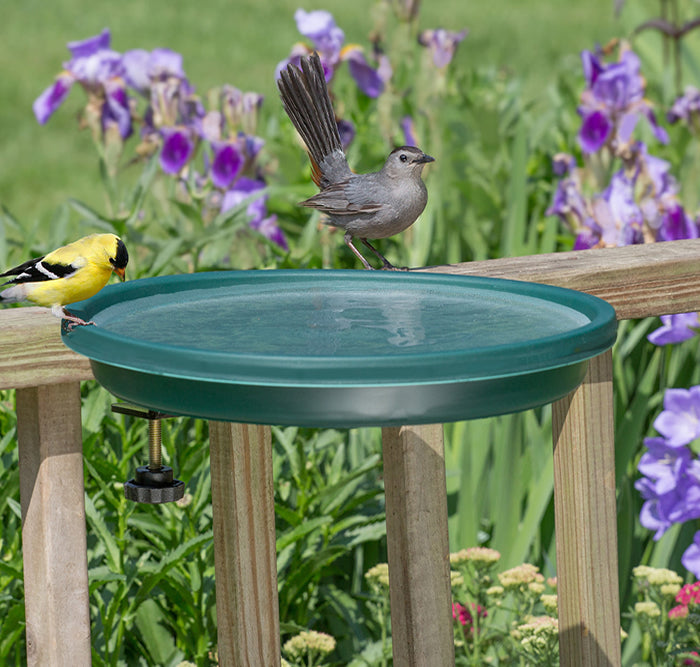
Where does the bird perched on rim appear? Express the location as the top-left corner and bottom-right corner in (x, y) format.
(278, 52), (434, 270)
(0, 233), (128, 328)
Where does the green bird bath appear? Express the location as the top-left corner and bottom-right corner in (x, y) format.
(61, 270), (617, 427)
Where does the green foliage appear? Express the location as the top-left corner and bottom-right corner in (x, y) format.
(2, 1), (700, 665)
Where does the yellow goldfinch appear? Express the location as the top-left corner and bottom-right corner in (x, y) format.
(0, 233), (128, 328)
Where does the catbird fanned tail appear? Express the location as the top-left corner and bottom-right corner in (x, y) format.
(278, 55), (351, 189)
(278, 52), (434, 270)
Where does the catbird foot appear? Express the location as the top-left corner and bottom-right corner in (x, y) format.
(359, 238), (410, 272)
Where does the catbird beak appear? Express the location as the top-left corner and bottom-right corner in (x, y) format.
(415, 153), (435, 164)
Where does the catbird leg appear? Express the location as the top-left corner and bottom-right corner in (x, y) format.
(344, 233), (374, 270)
(361, 239), (409, 272)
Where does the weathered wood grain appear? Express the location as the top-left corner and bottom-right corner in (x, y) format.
(552, 351), (620, 666)
(420, 238), (700, 320)
(209, 422), (280, 667)
(382, 424), (455, 667)
(17, 382), (91, 666)
(0, 307), (92, 389)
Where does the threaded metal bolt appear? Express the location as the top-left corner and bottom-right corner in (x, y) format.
(148, 418), (162, 470)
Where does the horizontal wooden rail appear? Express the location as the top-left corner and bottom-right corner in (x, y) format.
(420, 238), (700, 319)
(0, 308), (92, 390)
(3, 238), (700, 387)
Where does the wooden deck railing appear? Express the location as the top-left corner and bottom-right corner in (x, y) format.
(3, 237), (700, 666)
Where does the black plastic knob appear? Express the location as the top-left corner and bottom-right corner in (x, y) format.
(124, 465), (185, 504)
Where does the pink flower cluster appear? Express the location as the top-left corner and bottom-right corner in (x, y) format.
(452, 602), (487, 636)
(668, 581), (700, 619)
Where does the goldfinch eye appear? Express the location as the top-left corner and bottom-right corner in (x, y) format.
(399, 153), (408, 163)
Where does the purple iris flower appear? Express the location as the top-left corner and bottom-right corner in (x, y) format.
(122, 47), (186, 95)
(67, 28), (111, 59)
(337, 120), (355, 150)
(579, 109), (612, 153)
(159, 127), (194, 174)
(199, 111), (223, 142)
(401, 116), (418, 147)
(250, 214), (288, 251)
(221, 177), (288, 250)
(653, 387), (700, 447)
(418, 28), (468, 68)
(33, 28), (125, 125)
(547, 176), (588, 223)
(221, 177), (265, 217)
(681, 532), (700, 577)
(577, 46), (668, 153)
(573, 221), (603, 250)
(102, 78), (132, 139)
(295, 9), (344, 66)
(581, 49), (605, 88)
(546, 171), (602, 248)
(638, 477), (698, 539)
(68, 49), (123, 89)
(343, 47), (385, 97)
(591, 50), (643, 110)
(552, 153), (577, 177)
(636, 434), (700, 540)
(648, 313), (700, 346)
(33, 72), (74, 124)
(275, 43), (313, 81)
(121, 49), (151, 92)
(210, 141), (243, 189)
(147, 48), (185, 80)
(668, 86), (700, 126)
(243, 134), (265, 160)
(221, 85), (264, 134)
(642, 148), (676, 199)
(277, 10), (391, 99)
(657, 202), (699, 241)
(148, 75), (200, 130)
(638, 438), (694, 494)
(592, 171), (644, 246)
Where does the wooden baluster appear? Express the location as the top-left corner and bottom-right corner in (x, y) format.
(209, 422), (280, 667)
(17, 382), (92, 666)
(382, 424), (455, 667)
(552, 350), (621, 666)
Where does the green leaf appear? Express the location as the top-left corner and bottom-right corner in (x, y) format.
(134, 599), (179, 665)
(276, 516), (332, 551)
(133, 532), (213, 606)
(501, 116), (529, 257)
(84, 493), (122, 573)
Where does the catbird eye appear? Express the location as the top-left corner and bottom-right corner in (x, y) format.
(399, 153), (408, 163)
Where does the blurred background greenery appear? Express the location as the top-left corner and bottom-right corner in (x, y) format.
(1, 0), (626, 222)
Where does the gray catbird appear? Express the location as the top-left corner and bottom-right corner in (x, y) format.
(278, 52), (434, 270)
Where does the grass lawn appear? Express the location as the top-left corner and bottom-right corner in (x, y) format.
(1, 0), (634, 224)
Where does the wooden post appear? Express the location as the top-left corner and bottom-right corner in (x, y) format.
(552, 350), (621, 666)
(209, 422), (280, 667)
(16, 382), (91, 667)
(382, 424), (455, 667)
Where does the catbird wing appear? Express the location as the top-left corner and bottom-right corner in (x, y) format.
(300, 178), (384, 215)
(278, 53), (352, 188)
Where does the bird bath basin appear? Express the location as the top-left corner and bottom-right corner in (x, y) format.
(61, 270), (617, 427)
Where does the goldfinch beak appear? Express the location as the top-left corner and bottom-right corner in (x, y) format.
(115, 267), (126, 282)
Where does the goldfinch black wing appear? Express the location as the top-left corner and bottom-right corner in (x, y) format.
(0, 255), (80, 285)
